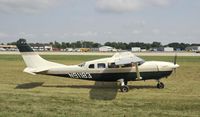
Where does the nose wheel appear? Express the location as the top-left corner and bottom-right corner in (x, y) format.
(157, 82), (164, 89)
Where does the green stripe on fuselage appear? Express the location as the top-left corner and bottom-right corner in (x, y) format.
(47, 71), (173, 82)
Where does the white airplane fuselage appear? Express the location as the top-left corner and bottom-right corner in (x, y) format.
(44, 57), (179, 82)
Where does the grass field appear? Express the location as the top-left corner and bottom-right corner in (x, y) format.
(0, 55), (200, 117)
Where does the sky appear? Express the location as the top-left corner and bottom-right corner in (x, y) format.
(0, 0), (200, 44)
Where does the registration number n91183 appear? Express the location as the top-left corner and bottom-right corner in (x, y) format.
(68, 72), (92, 79)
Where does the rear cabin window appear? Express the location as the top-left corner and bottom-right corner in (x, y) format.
(88, 64), (95, 69)
(98, 63), (106, 68)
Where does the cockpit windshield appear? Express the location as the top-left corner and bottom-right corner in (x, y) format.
(135, 56), (145, 65)
(78, 62), (85, 67)
(138, 60), (145, 65)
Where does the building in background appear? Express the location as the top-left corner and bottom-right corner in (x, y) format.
(65, 48), (73, 52)
(0, 48), (6, 51)
(99, 46), (116, 52)
(79, 48), (90, 52)
(157, 47), (174, 52)
(185, 46), (200, 52)
(164, 47), (174, 52)
(141, 49), (147, 52)
(0, 45), (17, 51)
(131, 47), (141, 52)
(149, 48), (158, 52)
(30, 44), (53, 51)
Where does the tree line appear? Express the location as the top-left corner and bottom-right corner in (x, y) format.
(5, 41), (200, 50)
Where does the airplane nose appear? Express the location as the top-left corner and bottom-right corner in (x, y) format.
(171, 64), (180, 69)
(154, 62), (180, 71)
(175, 64), (179, 68)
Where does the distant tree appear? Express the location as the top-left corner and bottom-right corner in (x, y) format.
(92, 43), (101, 48)
(61, 42), (67, 49)
(191, 43), (200, 46)
(110, 42), (118, 49)
(70, 41), (82, 48)
(151, 42), (162, 48)
(104, 42), (112, 47)
(82, 41), (93, 48)
(65, 42), (71, 48)
(7, 42), (17, 45)
(54, 41), (61, 49)
(75, 41), (82, 48)
(49, 42), (53, 45)
(6, 39), (200, 51)
(71, 42), (76, 48)
(128, 42), (150, 49)
(167, 42), (190, 50)
(117, 42), (127, 50)
(180, 43), (190, 50)
(145, 43), (151, 50)
(166, 42), (179, 48)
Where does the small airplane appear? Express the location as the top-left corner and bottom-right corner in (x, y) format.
(16, 39), (179, 92)
(0, 48), (6, 51)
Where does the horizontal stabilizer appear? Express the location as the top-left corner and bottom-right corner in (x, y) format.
(23, 67), (49, 75)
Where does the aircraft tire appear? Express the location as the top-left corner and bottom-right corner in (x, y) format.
(157, 82), (164, 89)
(120, 85), (129, 92)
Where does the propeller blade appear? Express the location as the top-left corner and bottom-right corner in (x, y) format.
(173, 53), (178, 77)
(174, 53), (177, 65)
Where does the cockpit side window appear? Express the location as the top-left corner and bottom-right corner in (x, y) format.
(88, 64), (95, 69)
(121, 63), (133, 68)
(108, 62), (119, 68)
(97, 63), (106, 68)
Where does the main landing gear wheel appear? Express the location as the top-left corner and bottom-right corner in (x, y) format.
(120, 85), (129, 92)
(118, 79), (129, 92)
(157, 82), (164, 89)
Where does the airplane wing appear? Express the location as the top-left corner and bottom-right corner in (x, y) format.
(112, 52), (144, 65)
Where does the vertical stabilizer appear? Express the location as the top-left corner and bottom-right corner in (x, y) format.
(16, 39), (65, 70)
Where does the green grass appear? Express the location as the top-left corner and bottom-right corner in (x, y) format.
(0, 55), (200, 117)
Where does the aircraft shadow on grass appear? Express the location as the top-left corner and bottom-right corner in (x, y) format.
(15, 82), (44, 89)
(42, 82), (119, 100)
(15, 82), (156, 100)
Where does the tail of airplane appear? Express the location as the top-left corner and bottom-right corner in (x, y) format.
(16, 39), (65, 74)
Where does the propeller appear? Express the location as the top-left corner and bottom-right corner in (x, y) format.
(174, 53), (177, 65)
(173, 53), (178, 73)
